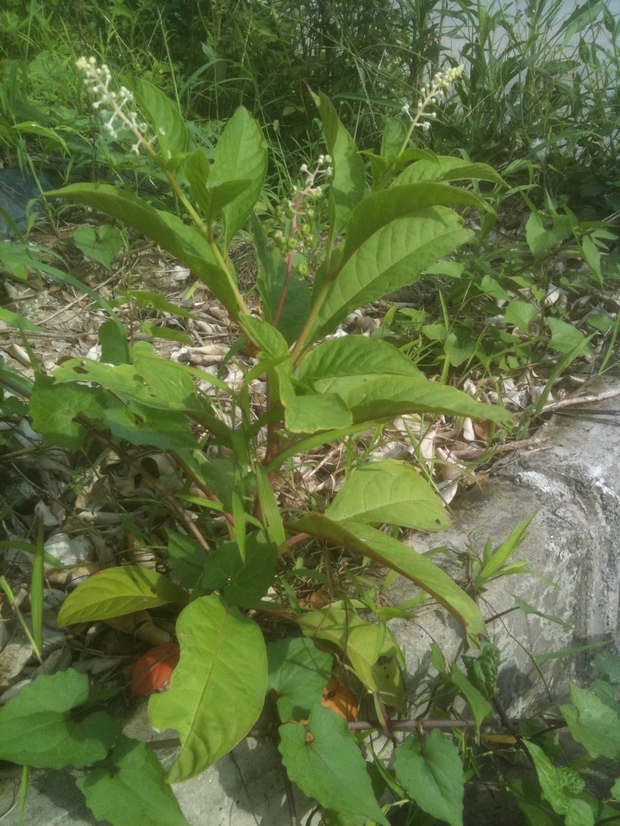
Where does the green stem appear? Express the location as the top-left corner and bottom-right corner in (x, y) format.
(290, 278), (332, 366)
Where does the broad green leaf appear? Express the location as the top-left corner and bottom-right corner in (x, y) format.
(560, 684), (620, 759)
(73, 224), (123, 269)
(184, 147), (251, 229)
(504, 300), (538, 332)
(298, 606), (405, 711)
(312, 206), (473, 340)
(308, 373), (511, 425)
(149, 595), (267, 782)
(77, 735), (189, 826)
(511, 777), (565, 826)
(547, 318), (592, 356)
(98, 319), (131, 365)
(525, 212), (573, 259)
(48, 184), (241, 314)
(127, 77), (188, 169)
(297, 336), (422, 386)
(29, 378), (107, 450)
(57, 566), (187, 626)
(104, 400), (197, 450)
(326, 459), (450, 531)
(284, 392), (353, 433)
(0, 670), (119, 769)
(312, 91), (366, 239)
(524, 741), (594, 826)
(267, 637), (333, 721)
(290, 517), (486, 647)
(393, 730), (464, 826)
(212, 107), (267, 249)
(592, 652), (620, 685)
(279, 705), (389, 826)
(243, 314), (289, 356)
(0, 307), (42, 331)
(394, 156), (505, 187)
(195, 533), (277, 607)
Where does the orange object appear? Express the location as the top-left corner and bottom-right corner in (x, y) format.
(131, 642), (180, 697)
(321, 677), (358, 721)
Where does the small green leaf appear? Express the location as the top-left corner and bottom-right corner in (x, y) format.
(504, 300), (538, 333)
(29, 378), (107, 450)
(73, 224), (123, 269)
(184, 146), (251, 229)
(298, 606), (405, 711)
(547, 318), (592, 356)
(195, 532), (277, 607)
(149, 595), (267, 782)
(127, 77), (188, 169)
(284, 392), (353, 433)
(98, 319), (131, 365)
(57, 566), (187, 626)
(476, 515), (535, 587)
(0, 307), (42, 331)
(560, 684), (620, 759)
(393, 729), (464, 826)
(0, 670), (119, 769)
(77, 735), (189, 826)
(279, 705), (389, 825)
(212, 107), (267, 249)
(326, 459), (450, 531)
(267, 637), (333, 721)
(449, 666), (493, 731)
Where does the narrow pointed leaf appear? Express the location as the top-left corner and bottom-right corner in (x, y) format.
(279, 705), (389, 825)
(326, 459), (450, 531)
(57, 566), (187, 626)
(312, 91), (366, 239)
(48, 184), (241, 313)
(149, 595), (267, 782)
(290, 516), (486, 647)
(560, 684), (620, 759)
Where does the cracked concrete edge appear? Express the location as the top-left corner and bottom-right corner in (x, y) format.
(390, 370), (620, 716)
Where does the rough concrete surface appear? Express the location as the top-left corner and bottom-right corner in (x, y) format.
(1, 371), (619, 824)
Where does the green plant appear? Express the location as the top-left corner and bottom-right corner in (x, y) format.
(0, 56), (617, 826)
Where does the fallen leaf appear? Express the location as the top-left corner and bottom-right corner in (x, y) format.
(321, 677), (358, 722)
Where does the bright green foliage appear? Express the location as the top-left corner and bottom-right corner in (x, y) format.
(57, 566), (187, 626)
(149, 596), (267, 782)
(0, 670), (119, 769)
(76, 735), (190, 826)
(325, 459), (451, 531)
(298, 606), (406, 711)
(267, 637), (333, 721)
(560, 684), (620, 759)
(393, 729), (465, 826)
(279, 705), (389, 826)
(524, 741), (594, 826)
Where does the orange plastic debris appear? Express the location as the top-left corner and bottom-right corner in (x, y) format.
(321, 677), (358, 721)
(131, 642), (180, 697)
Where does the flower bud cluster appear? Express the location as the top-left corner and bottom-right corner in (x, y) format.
(270, 156), (331, 268)
(76, 56), (150, 154)
(401, 64), (464, 133)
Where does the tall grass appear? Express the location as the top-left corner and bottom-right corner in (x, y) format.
(0, 0), (618, 213)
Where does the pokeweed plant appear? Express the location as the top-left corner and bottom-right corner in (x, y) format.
(0, 59), (529, 823)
